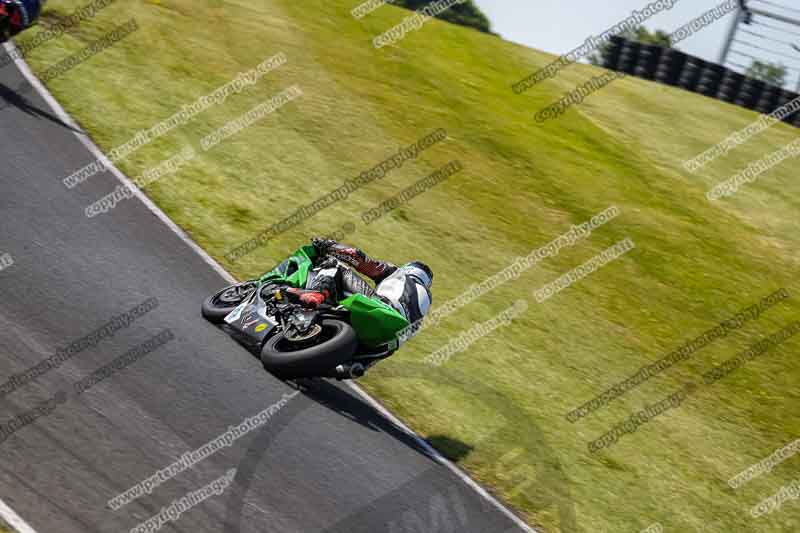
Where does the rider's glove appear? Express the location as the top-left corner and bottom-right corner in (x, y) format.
(311, 237), (337, 255)
(287, 288), (329, 309)
(299, 292), (326, 309)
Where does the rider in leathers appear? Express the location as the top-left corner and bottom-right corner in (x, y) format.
(289, 238), (433, 340)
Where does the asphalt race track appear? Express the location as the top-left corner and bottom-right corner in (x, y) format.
(0, 48), (530, 533)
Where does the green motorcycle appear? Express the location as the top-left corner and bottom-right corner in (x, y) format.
(201, 245), (410, 379)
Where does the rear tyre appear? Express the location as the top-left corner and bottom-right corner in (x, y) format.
(261, 319), (358, 379)
(201, 282), (256, 323)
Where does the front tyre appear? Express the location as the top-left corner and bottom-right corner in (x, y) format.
(261, 319), (357, 379)
(201, 282), (256, 323)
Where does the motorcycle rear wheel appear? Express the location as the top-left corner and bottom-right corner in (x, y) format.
(261, 319), (357, 379)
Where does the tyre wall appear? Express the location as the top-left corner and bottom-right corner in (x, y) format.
(601, 37), (799, 127)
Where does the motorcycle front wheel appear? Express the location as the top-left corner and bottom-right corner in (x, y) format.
(201, 282), (256, 323)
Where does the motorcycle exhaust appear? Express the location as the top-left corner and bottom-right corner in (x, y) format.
(332, 362), (366, 380)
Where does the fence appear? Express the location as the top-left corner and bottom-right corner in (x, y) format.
(603, 35), (800, 127)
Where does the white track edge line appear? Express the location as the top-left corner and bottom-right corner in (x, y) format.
(6, 41), (537, 533)
(0, 497), (39, 533)
(344, 381), (538, 533)
(3, 42), (237, 287)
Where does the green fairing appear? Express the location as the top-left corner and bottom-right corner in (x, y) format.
(258, 245), (317, 287)
(339, 293), (410, 347)
(258, 247), (409, 346)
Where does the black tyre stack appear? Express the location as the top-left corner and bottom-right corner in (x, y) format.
(655, 48), (687, 86)
(793, 100), (800, 127)
(735, 77), (765, 110)
(617, 40), (641, 75)
(596, 36), (800, 128)
(678, 57), (707, 93)
(777, 90), (800, 125)
(717, 70), (745, 103)
(634, 43), (662, 80)
(697, 63), (725, 97)
(602, 36), (625, 72)
(755, 84), (781, 114)
(777, 90), (800, 124)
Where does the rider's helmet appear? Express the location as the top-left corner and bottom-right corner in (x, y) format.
(401, 261), (433, 290)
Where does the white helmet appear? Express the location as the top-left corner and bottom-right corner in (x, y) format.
(401, 261), (433, 290)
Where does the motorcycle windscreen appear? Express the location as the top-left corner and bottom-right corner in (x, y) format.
(257, 246), (316, 288)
